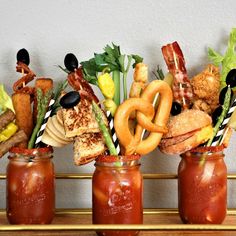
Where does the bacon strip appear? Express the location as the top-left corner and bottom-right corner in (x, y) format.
(162, 41), (193, 108)
(13, 62), (36, 98)
(67, 67), (99, 103)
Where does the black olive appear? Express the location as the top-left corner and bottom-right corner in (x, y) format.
(171, 101), (182, 116)
(64, 53), (78, 72)
(219, 86), (233, 105)
(212, 106), (223, 126)
(60, 91), (80, 108)
(17, 48), (30, 65)
(226, 69), (236, 88)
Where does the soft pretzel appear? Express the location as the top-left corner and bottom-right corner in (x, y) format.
(114, 80), (173, 155)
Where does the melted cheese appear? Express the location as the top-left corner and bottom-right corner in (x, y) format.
(196, 125), (213, 143)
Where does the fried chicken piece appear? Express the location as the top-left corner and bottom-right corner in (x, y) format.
(192, 99), (214, 114)
(191, 64), (220, 114)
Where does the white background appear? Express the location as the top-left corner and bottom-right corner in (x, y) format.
(0, 0), (236, 209)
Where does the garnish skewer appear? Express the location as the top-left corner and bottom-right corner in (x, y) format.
(211, 91), (236, 146)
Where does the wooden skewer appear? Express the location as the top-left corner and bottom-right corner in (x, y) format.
(179, 83), (187, 109)
(21, 68), (25, 87)
(141, 93), (159, 140)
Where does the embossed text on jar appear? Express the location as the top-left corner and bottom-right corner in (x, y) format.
(178, 151), (227, 224)
(92, 155), (143, 236)
(6, 147), (55, 224)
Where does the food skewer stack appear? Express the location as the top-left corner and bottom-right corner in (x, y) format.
(159, 30), (236, 156)
(9, 49), (68, 152)
(2, 31), (236, 165)
(39, 44), (173, 164)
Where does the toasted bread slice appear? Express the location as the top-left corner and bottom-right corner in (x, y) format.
(62, 99), (108, 138)
(73, 132), (106, 165)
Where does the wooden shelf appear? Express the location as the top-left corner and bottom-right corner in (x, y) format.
(1, 173), (236, 235)
(0, 210), (236, 236)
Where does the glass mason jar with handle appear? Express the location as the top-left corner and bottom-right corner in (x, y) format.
(92, 155), (143, 236)
(178, 150), (227, 224)
(6, 146), (55, 224)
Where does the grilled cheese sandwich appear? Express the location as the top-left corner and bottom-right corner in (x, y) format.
(73, 132), (106, 165)
(62, 98), (108, 138)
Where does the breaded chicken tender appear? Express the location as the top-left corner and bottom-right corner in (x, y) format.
(191, 64), (220, 114)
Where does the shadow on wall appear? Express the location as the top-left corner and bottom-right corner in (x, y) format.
(141, 149), (179, 209)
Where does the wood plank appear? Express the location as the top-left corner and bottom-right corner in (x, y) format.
(0, 213), (236, 236)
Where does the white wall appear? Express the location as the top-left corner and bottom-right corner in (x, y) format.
(0, 0), (236, 209)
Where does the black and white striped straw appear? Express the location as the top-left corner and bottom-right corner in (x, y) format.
(106, 111), (120, 155)
(211, 98), (236, 146)
(35, 99), (55, 147)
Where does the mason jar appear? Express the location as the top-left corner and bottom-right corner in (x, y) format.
(178, 150), (227, 224)
(92, 155), (143, 236)
(6, 146), (55, 224)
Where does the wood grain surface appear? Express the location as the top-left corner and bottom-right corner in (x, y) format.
(0, 213), (236, 236)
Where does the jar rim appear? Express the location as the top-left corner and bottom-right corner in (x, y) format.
(189, 144), (225, 154)
(95, 154), (141, 163)
(9, 146), (53, 155)
(181, 150), (224, 161)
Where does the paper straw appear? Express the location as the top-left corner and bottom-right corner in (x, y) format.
(211, 98), (236, 146)
(35, 99), (55, 147)
(106, 111), (120, 155)
(219, 126), (230, 145)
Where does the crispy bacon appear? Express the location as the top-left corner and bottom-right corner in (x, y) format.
(13, 61), (36, 98)
(67, 67), (99, 103)
(162, 41), (193, 109)
(16, 61), (31, 74)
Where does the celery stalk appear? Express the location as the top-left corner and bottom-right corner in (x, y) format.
(123, 74), (127, 100)
(122, 55), (132, 101)
(112, 70), (120, 106)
